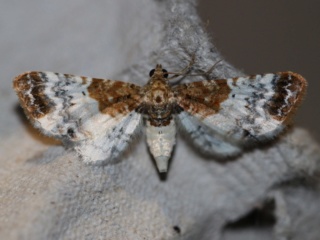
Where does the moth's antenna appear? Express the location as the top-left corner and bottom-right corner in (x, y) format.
(166, 54), (196, 80)
(166, 59), (223, 80)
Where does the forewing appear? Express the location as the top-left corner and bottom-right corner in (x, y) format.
(13, 71), (143, 161)
(174, 72), (306, 143)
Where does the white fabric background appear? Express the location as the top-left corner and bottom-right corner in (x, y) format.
(0, 1), (319, 239)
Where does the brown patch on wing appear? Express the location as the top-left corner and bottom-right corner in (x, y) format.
(173, 79), (231, 118)
(87, 78), (142, 116)
(81, 76), (88, 84)
(267, 72), (307, 122)
(62, 73), (74, 79)
(13, 72), (55, 119)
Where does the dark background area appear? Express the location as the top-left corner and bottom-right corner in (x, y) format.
(198, 1), (320, 142)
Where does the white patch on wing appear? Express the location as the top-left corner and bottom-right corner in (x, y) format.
(35, 72), (96, 138)
(74, 111), (142, 164)
(177, 112), (241, 157)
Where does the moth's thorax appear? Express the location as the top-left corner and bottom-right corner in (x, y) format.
(145, 79), (173, 105)
(139, 78), (176, 126)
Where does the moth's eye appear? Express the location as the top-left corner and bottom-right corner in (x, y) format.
(162, 69), (168, 78)
(149, 69), (155, 77)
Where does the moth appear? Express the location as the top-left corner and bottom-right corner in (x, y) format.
(13, 64), (306, 172)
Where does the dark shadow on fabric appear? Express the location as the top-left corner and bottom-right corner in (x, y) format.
(223, 199), (276, 232)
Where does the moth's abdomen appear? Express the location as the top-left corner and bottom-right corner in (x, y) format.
(146, 120), (176, 172)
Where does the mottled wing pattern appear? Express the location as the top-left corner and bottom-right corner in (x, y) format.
(13, 71), (143, 162)
(74, 111), (142, 164)
(174, 72), (306, 145)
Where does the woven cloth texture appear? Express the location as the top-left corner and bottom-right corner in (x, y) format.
(1, 1), (319, 239)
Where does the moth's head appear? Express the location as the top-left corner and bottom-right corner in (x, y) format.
(149, 64), (168, 79)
